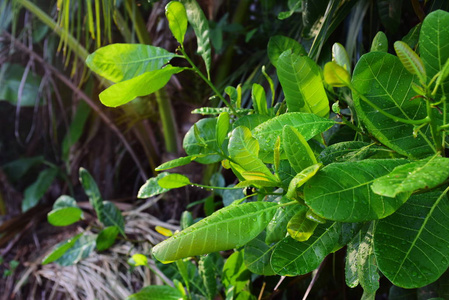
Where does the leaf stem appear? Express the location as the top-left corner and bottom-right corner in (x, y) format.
(179, 47), (238, 115)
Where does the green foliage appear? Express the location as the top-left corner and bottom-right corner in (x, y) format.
(78, 5), (449, 298)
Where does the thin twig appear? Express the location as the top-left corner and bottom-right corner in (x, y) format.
(302, 256), (328, 300)
(3, 31), (148, 180)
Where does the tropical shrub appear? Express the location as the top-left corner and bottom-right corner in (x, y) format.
(80, 1), (449, 299)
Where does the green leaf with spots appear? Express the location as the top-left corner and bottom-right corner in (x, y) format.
(374, 191), (449, 288)
(304, 159), (410, 222)
(152, 202), (278, 263)
(181, 0), (211, 78)
(198, 254), (218, 300)
(371, 156), (449, 197)
(277, 51), (329, 117)
(55, 234), (97, 266)
(42, 233), (83, 265)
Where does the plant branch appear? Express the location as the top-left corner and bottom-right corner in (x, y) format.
(180, 47), (238, 115)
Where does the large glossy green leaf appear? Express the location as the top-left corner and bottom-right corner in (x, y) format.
(23, 167), (58, 212)
(374, 191), (449, 288)
(165, 1), (188, 45)
(283, 125), (317, 173)
(419, 10), (449, 89)
(371, 156), (449, 197)
(352, 52), (433, 158)
(138, 172), (171, 198)
(86, 44), (175, 82)
(277, 51), (329, 117)
(271, 222), (341, 276)
(152, 202), (278, 263)
(99, 66), (185, 107)
(266, 198), (303, 244)
(181, 0), (211, 77)
(304, 159), (410, 222)
(126, 285), (185, 300)
(267, 35), (306, 68)
(244, 231), (276, 276)
(183, 118), (221, 164)
(252, 112), (334, 163)
(228, 126), (276, 182)
(55, 234), (97, 266)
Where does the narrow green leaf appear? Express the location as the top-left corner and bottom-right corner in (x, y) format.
(266, 198), (303, 244)
(357, 223), (379, 297)
(332, 43), (351, 72)
(62, 101), (91, 161)
(244, 231), (276, 276)
(181, 0), (211, 77)
(287, 208), (318, 242)
(191, 107), (251, 115)
(165, 1), (188, 45)
(271, 222), (341, 276)
(55, 234), (97, 266)
(23, 167), (58, 212)
(155, 156), (195, 171)
(371, 156), (449, 197)
(138, 172), (172, 198)
(352, 52), (433, 158)
(99, 66), (185, 107)
(228, 126), (276, 182)
(286, 164), (321, 200)
(42, 233), (83, 265)
(152, 202), (278, 263)
(251, 83), (268, 115)
(79, 168), (104, 221)
(216, 112), (230, 149)
(394, 41), (426, 84)
(277, 51), (329, 117)
(370, 31), (388, 52)
(267, 35), (306, 68)
(283, 125), (317, 173)
(86, 44), (175, 82)
(126, 285), (184, 300)
(252, 112), (335, 163)
(183, 118), (222, 164)
(374, 191), (449, 288)
(158, 173), (192, 188)
(304, 160), (410, 222)
(96, 226), (119, 251)
(199, 255), (217, 299)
